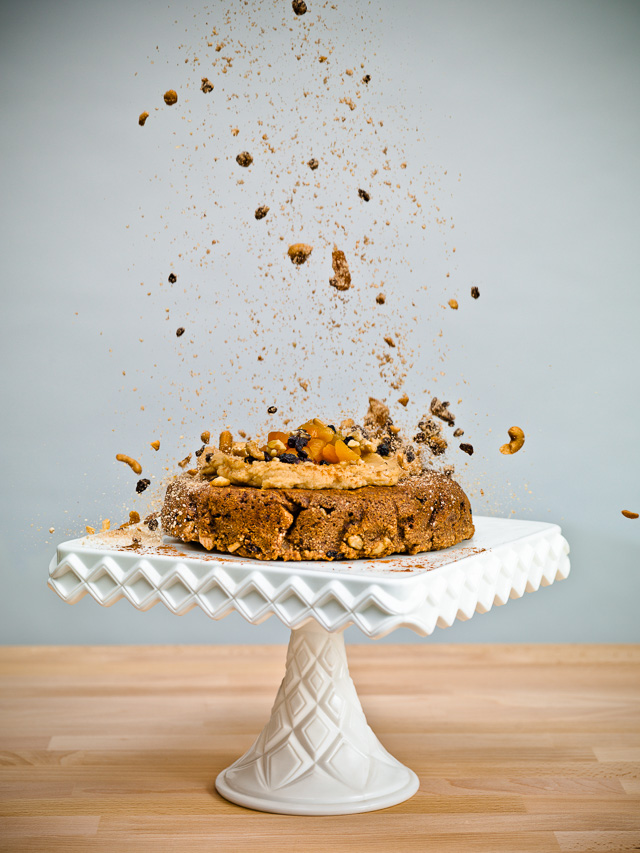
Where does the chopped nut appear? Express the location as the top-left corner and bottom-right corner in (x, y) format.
(201, 430), (211, 444)
(358, 188), (370, 202)
(49, 527), (55, 534)
(86, 526), (95, 535)
(129, 511), (141, 524)
(168, 272), (177, 283)
(459, 443), (474, 456)
(622, 510), (639, 519)
(101, 519), (110, 532)
(255, 205), (270, 220)
(116, 454), (142, 475)
(453, 428), (464, 437)
(176, 326), (185, 337)
(308, 157), (319, 170)
(200, 77), (213, 93)
(414, 415), (447, 456)
(500, 426), (525, 455)
(228, 541), (241, 552)
(430, 397), (455, 426)
(146, 515), (159, 531)
(267, 405), (278, 414)
(329, 248), (351, 291)
(362, 74), (371, 84)
(376, 293), (386, 304)
(288, 243), (313, 265)
(212, 476), (231, 487)
(347, 534), (364, 550)
(219, 430), (233, 453)
(178, 455), (192, 469)
(138, 111), (149, 126)
(163, 89), (178, 106)
(292, 0), (307, 15)
(398, 393), (409, 407)
(471, 286), (480, 299)
(236, 151), (253, 167)
(136, 478), (151, 493)
(384, 335), (395, 348)
(448, 298), (458, 310)
(150, 440), (161, 451)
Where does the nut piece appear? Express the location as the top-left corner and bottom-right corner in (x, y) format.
(150, 439), (161, 451)
(292, 0), (307, 15)
(471, 286), (480, 299)
(168, 272), (177, 283)
(129, 511), (141, 524)
(308, 157), (319, 170)
(358, 188), (370, 201)
(621, 510), (638, 519)
(212, 476), (231, 487)
(499, 426), (525, 455)
(101, 519), (110, 532)
(453, 428), (464, 438)
(178, 455), (192, 469)
(430, 397), (455, 426)
(86, 526), (96, 535)
(376, 293), (386, 304)
(329, 248), (351, 290)
(448, 299), (458, 310)
(200, 430), (211, 444)
(163, 90), (178, 106)
(138, 111), (149, 126)
(288, 243), (313, 265)
(347, 534), (364, 550)
(176, 327), (185, 337)
(255, 205), (270, 220)
(136, 478), (151, 493)
(459, 443), (474, 456)
(384, 335), (396, 348)
(219, 430), (233, 453)
(236, 151), (253, 167)
(200, 77), (213, 93)
(116, 454), (142, 475)
(267, 405), (277, 414)
(398, 393), (409, 407)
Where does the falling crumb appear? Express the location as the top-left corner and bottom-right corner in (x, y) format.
(236, 151), (253, 167)
(168, 273), (177, 283)
(101, 519), (110, 532)
(340, 96), (356, 111)
(268, 406), (278, 414)
(362, 74), (371, 84)
(138, 112), (149, 126)
(288, 243), (313, 265)
(453, 428), (464, 437)
(49, 527), (55, 534)
(231, 127), (240, 136)
(129, 511), (141, 524)
(358, 188), (370, 202)
(200, 77), (213, 93)
(86, 526), (95, 535)
(329, 248), (351, 291)
(292, 0), (307, 15)
(448, 299), (458, 310)
(460, 443), (474, 456)
(471, 286), (480, 299)
(298, 378), (309, 391)
(255, 205), (270, 220)
(163, 90), (178, 106)
(136, 478), (151, 493)
(376, 293), (386, 304)
(150, 440), (160, 451)
(621, 510), (639, 519)
(398, 393), (409, 407)
(384, 335), (396, 348)
(430, 397), (455, 425)
(308, 158), (319, 170)
(178, 454), (192, 469)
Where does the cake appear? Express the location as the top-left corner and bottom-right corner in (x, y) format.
(161, 400), (475, 561)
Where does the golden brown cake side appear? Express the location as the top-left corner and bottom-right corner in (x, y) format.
(161, 471), (474, 561)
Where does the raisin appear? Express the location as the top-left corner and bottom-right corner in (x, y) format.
(136, 478), (151, 493)
(326, 550), (339, 559)
(278, 453), (301, 464)
(176, 327), (185, 337)
(358, 188), (370, 201)
(267, 405), (277, 413)
(168, 273), (177, 283)
(377, 443), (390, 457)
(460, 443), (474, 456)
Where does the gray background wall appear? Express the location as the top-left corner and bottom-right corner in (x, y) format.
(1, 0), (638, 645)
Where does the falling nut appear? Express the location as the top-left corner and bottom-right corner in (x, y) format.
(138, 111), (149, 126)
(219, 430), (233, 453)
(621, 510), (639, 519)
(212, 476), (231, 487)
(200, 77), (213, 93)
(116, 454), (142, 475)
(236, 151), (253, 167)
(150, 440), (161, 451)
(329, 248), (351, 290)
(500, 426), (525, 455)
(448, 299), (458, 310)
(398, 393), (409, 407)
(163, 90), (178, 106)
(347, 534), (364, 550)
(308, 158), (319, 170)
(201, 430), (211, 444)
(255, 205), (270, 220)
(288, 243), (313, 265)
(376, 293), (386, 304)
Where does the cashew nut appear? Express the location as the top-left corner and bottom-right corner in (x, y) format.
(500, 426), (525, 455)
(116, 454), (142, 475)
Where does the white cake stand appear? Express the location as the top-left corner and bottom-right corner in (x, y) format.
(48, 516), (569, 815)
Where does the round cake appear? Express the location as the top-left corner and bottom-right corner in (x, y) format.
(161, 470), (474, 561)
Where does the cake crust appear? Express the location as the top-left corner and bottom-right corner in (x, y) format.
(161, 471), (474, 561)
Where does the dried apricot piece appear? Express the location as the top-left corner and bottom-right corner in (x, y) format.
(268, 431), (290, 444)
(322, 443), (339, 464)
(335, 439), (359, 462)
(306, 438), (326, 462)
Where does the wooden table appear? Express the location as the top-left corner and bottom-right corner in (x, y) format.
(0, 645), (638, 852)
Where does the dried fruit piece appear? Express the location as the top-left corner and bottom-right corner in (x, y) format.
(308, 157), (319, 170)
(322, 443), (339, 464)
(176, 327), (185, 337)
(376, 293), (386, 304)
(448, 299), (458, 310)
(430, 397), (455, 426)
(163, 90), (178, 106)
(168, 272), (177, 283)
(460, 443), (474, 456)
(329, 248), (351, 290)
(86, 526), (95, 535)
(288, 243), (313, 265)
(398, 393), (409, 407)
(138, 111), (149, 126)
(255, 205), (270, 220)
(267, 405), (278, 414)
(292, 0), (307, 15)
(116, 454), (142, 475)
(335, 439), (359, 463)
(150, 440), (160, 451)
(236, 151), (253, 167)
(500, 426), (525, 455)
(358, 188), (370, 201)
(453, 428), (464, 438)
(471, 286), (480, 299)
(622, 510), (639, 519)
(136, 478), (151, 493)
(200, 77), (213, 93)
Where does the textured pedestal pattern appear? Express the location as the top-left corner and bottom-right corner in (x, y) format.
(216, 622), (418, 814)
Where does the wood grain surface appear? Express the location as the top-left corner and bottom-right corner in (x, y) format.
(0, 644), (638, 852)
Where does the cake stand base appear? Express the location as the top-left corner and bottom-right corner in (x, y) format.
(215, 621), (419, 815)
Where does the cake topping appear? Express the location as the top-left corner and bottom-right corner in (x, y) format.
(329, 248), (351, 291)
(254, 205), (270, 220)
(430, 397), (455, 425)
(459, 443), (474, 456)
(499, 426), (525, 455)
(200, 77), (213, 93)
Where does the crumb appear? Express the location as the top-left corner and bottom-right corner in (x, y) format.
(621, 510), (639, 519)
(129, 511), (141, 524)
(288, 243), (313, 265)
(255, 205), (270, 220)
(430, 397), (455, 425)
(443, 464), (455, 478)
(329, 248), (351, 290)
(168, 273), (177, 283)
(384, 335), (396, 347)
(292, 0), (307, 14)
(101, 519), (110, 532)
(176, 327), (185, 337)
(136, 478), (151, 493)
(308, 158), (319, 170)
(376, 293), (386, 304)
(268, 406), (278, 414)
(178, 454), (192, 469)
(358, 188), (370, 201)
(150, 440), (161, 451)
(448, 299), (458, 310)
(471, 286), (480, 299)
(86, 526), (95, 535)
(460, 443), (474, 455)
(398, 393), (409, 407)
(163, 90), (178, 106)
(200, 77), (213, 93)
(146, 517), (159, 531)
(362, 74), (371, 83)
(138, 112), (149, 126)
(236, 151), (253, 167)
(453, 428), (464, 437)
(231, 127), (239, 136)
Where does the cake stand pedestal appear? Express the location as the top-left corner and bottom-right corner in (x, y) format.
(48, 516), (569, 815)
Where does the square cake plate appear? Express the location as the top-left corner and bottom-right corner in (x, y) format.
(49, 516), (569, 815)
